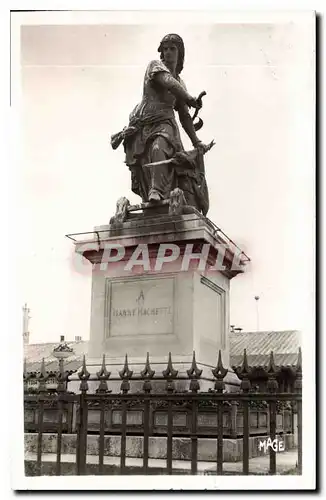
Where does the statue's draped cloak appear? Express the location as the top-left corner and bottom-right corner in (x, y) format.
(123, 59), (209, 214)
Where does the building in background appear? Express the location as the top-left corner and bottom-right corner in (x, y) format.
(24, 328), (301, 393)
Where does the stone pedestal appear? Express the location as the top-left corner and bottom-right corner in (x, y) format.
(74, 213), (247, 392)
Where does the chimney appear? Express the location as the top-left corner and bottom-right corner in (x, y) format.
(23, 303), (31, 345)
(75, 335), (82, 342)
(230, 325), (235, 333)
(60, 335), (65, 343)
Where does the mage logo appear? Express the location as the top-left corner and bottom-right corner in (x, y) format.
(258, 437), (285, 453)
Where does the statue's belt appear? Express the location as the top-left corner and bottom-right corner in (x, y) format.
(110, 115), (175, 150)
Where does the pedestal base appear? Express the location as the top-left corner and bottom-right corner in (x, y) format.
(74, 213), (246, 392)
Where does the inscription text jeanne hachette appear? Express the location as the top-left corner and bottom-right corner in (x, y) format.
(112, 306), (172, 318)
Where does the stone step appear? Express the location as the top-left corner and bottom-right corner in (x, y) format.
(25, 433), (297, 463)
(24, 450), (299, 476)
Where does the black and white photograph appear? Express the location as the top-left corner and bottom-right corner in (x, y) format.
(8, 5), (316, 491)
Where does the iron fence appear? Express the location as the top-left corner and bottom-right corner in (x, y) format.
(24, 348), (302, 476)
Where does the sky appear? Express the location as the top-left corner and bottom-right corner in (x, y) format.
(15, 11), (315, 343)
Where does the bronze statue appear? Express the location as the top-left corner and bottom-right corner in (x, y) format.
(111, 33), (214, 216)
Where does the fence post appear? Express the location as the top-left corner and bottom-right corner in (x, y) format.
(294, 348), (302, 474)
(212, 350), (228, 475)
(141, 352), (155, 474)
(187, 351), (202, 475)
(230, 401), (238, 438)
(71, 401), (77, 433)
(23, 358), (29, 394)
(266, 351), (279, 475)
(96, 354), (111, 475)
(77, 392), (88, 475)
(119, 354), (133, 474)
(77, 355), (90, 475)
(235, 349), (251, 475)
(36, 359), (48, 476)
(55, 368), (65, 476)
(162, 352), (178, 475)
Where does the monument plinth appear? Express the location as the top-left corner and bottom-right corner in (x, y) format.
(68, 32), (250, 393)
(73, 212), (247, 392)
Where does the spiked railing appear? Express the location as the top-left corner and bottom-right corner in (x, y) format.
(212, 350), (228, 392)
(265, 351), (280, 393)
(187, 351), (203, 393)
(96, 354), (111, 394)
(23, 347), (304, 395)
(56, 359), (71, 394)
(293, 347), (302, 393)
(235, 349), (252, 393)
(263, 351), (279, 474)
(56, 367), (67, 393)
(234, 349), (251, 474)
(140, 352), (155, 393)
(211, 350), (228, 473)
(293, 347), (302, 474)
(37, 359), (49, 393)
(23, 358), (29, 393)
(24, 347), (302, 476)
(78, 355), (90, 393)
(119, 354), (133, 393)
(162, 352), (178, 392)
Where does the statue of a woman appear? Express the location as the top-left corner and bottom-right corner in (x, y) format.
(111, 33), (211, 215)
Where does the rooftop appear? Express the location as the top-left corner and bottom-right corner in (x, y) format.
(24, 330), (301, 373)
(229, 329), (301, 368)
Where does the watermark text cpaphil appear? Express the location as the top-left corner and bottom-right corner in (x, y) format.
(73, 242), (247, 274)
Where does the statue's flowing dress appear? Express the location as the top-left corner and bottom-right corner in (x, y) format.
(123, 59), (186, 201)
(122, 59), (209, 215)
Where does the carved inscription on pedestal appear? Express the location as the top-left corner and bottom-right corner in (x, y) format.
(106, 276), (175, 337)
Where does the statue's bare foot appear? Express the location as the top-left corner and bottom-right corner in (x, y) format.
(148, 189), (161, 202)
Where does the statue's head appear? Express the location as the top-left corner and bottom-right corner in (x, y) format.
(158, 33), (185, 75)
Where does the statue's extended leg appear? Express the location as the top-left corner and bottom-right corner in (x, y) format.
(147, 137), (175, 202)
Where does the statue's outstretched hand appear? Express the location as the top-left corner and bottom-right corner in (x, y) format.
(110, 126), (138, 150)
(188, 91), (206, 110)
(195, 140), (215, 154)
(124, 126), (137, 137)
(187, 96), (202, 110)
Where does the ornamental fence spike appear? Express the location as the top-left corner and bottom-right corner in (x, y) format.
(294, 347), (302, 392)
(162, 352), (178, 393)
(38, 358), (48, 393)
(211, 350), (227, 392)
(119, 354), (133, 379)
(162, 352), (178, 379)
(238, 349), (251, 392)
(78, 355), (90, 392)
(187, 351), (202, 379)
(96, 354), (111, 393)
(140, 352), (155, 379)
